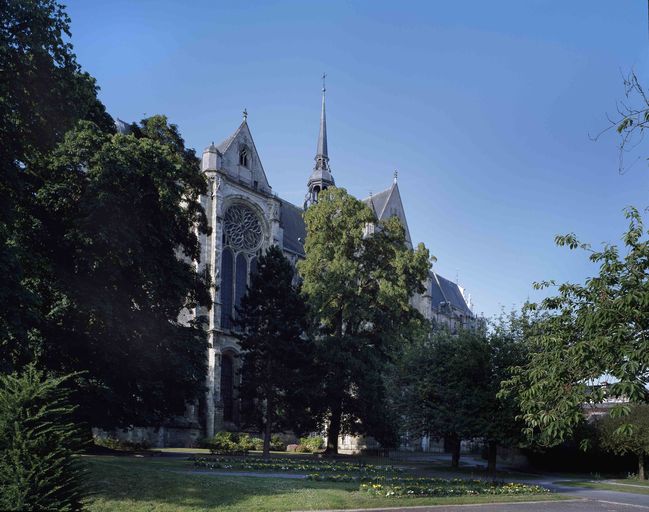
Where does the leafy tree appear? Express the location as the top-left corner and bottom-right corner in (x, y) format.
(0, 0), (113, 370)
(482, 311), (529, 473)
(396, 328), (491, 467)
(502, 207), (649, 448)
(598, 404), (649, 480)
(0, 365), (86, 511)
(299, 187), (431, 453)
(14, 117), (211, 428)
(235, 246), (313, 457)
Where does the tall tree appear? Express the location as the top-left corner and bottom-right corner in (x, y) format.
(0, 0), (113, 370)
(235, 246), (313, 457)
(14, 116), (211, 428)
(502, 207), (649, 448)
(298, 187), (430, 453)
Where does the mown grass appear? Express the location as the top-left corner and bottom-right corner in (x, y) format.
(558, 479), (649, 496)
(84, 455), (563, 512)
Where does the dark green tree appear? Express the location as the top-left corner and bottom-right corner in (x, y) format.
(396, 328), (491, 467)
(235, 246), (313, 457)
(298, 188), (431, 453)
(0, 0), (113, 370)
(0, 365), (86, 511)
(15, 117), (210, 428)
(598, 404), (649, 480)
(502, 207), (649, 448)
(482, 311), (529, 473)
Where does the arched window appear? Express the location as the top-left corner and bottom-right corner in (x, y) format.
(220, 204), (263, 330)
(238, 146), (249, 167)
(234, 253), (248, 320)
(220, 354), (234, 422)
(220, 248), (233, 329)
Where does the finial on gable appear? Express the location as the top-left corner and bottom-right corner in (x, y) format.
(243, 108), (248, 121)
(393, 170), (398, 183)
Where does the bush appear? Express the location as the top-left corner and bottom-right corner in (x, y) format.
(270, 434), (287, 452)
(299, 436), (324, 453)
(93, 436), (150, 452)
(252, 437), (264, 451)
(0, 365), (87, 511)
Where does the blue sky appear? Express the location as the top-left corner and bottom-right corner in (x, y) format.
(66, 0), (649, 318)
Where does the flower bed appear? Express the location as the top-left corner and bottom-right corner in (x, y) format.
(191, 456), (401, 475)
(355, 477), (549, 498)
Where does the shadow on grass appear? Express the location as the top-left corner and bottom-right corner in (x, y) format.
(84, 455), (363, 511)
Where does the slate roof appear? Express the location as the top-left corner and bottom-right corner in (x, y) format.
(363, 187), (391, 218)
(280, 200), (306, 256)
(430, 271), (472, 316)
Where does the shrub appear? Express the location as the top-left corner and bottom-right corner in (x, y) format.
(93, 436), (150, 452)
(299, 436), (324, 453)
(0, 365), (87, 511)
(270, 434), (287, 452)
(252, 437), (264, 451)
(236, 433), (255, 451)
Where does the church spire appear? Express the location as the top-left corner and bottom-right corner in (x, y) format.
(304, 74), (335, 209)
(315, 73), (329, 171)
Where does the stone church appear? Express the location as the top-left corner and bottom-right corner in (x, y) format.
(112, 85), (477, 447)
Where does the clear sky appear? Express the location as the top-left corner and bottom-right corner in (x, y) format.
(65, 0), (649, 318)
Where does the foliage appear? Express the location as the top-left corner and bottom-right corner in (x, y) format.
(0, 365), (87, 511)
(298, 187), (431, 452)
(598, 404), (649, 479)
(191, 456), (402, 475)
(0, 0), (113, 371)
(235, 246), (312, 455)
(93, 436), (151, 452)
(395, 327), (490, 466)
(359, 477), (549, 498)
(270, 434), (287, 452)
(1, 0), (211, 430)
(298, 436), (324, 453)
(502, 207), (649, 447)
(592, 71), (649, 174)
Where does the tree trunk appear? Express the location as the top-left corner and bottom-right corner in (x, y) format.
(639, 452), (646, 480)
(262, 398), (272, 459)
(449, 435), (461, 468)
(325, 400), (342, 455)
(487, 440), (497, 476)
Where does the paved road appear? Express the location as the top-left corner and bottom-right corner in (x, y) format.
(303, 499), (647, 512)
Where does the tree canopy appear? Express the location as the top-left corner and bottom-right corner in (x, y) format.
(235, 246), (314, 457)
(298, 187), (431, 453)
(503, 207), (649, 447)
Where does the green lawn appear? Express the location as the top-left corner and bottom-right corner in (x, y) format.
(558, 480), (649, 496)
(84, 455), (563, 512)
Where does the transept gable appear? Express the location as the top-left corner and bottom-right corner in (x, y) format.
(217, 120), (271, 193)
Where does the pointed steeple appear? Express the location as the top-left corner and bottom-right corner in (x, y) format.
(315, 76), (329, 171)
(304, 74), (335, 208)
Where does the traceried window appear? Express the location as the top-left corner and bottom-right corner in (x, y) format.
(220, 204), (263, 329)
(238, 146), (249, 167)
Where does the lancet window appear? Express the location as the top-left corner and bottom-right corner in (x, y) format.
(219, 203), (263, 329)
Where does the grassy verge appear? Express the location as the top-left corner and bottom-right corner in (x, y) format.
(558, 480), (649, 496)
(84, 455), (564, 512)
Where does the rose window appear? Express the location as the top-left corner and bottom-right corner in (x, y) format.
(223, 204), (263, 252)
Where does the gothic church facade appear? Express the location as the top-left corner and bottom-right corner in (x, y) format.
(191, 86), (477, 441)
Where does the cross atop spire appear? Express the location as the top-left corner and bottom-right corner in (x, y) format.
(315, 74), (329, 171)
(242, 108), (248, 121)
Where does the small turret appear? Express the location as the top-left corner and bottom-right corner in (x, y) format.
(201, 142), (220, 172)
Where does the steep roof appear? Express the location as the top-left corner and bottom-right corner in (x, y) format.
(362, 180), (412, 247)
(430, 271), (473, 316)
(280, 200), (306, 256)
